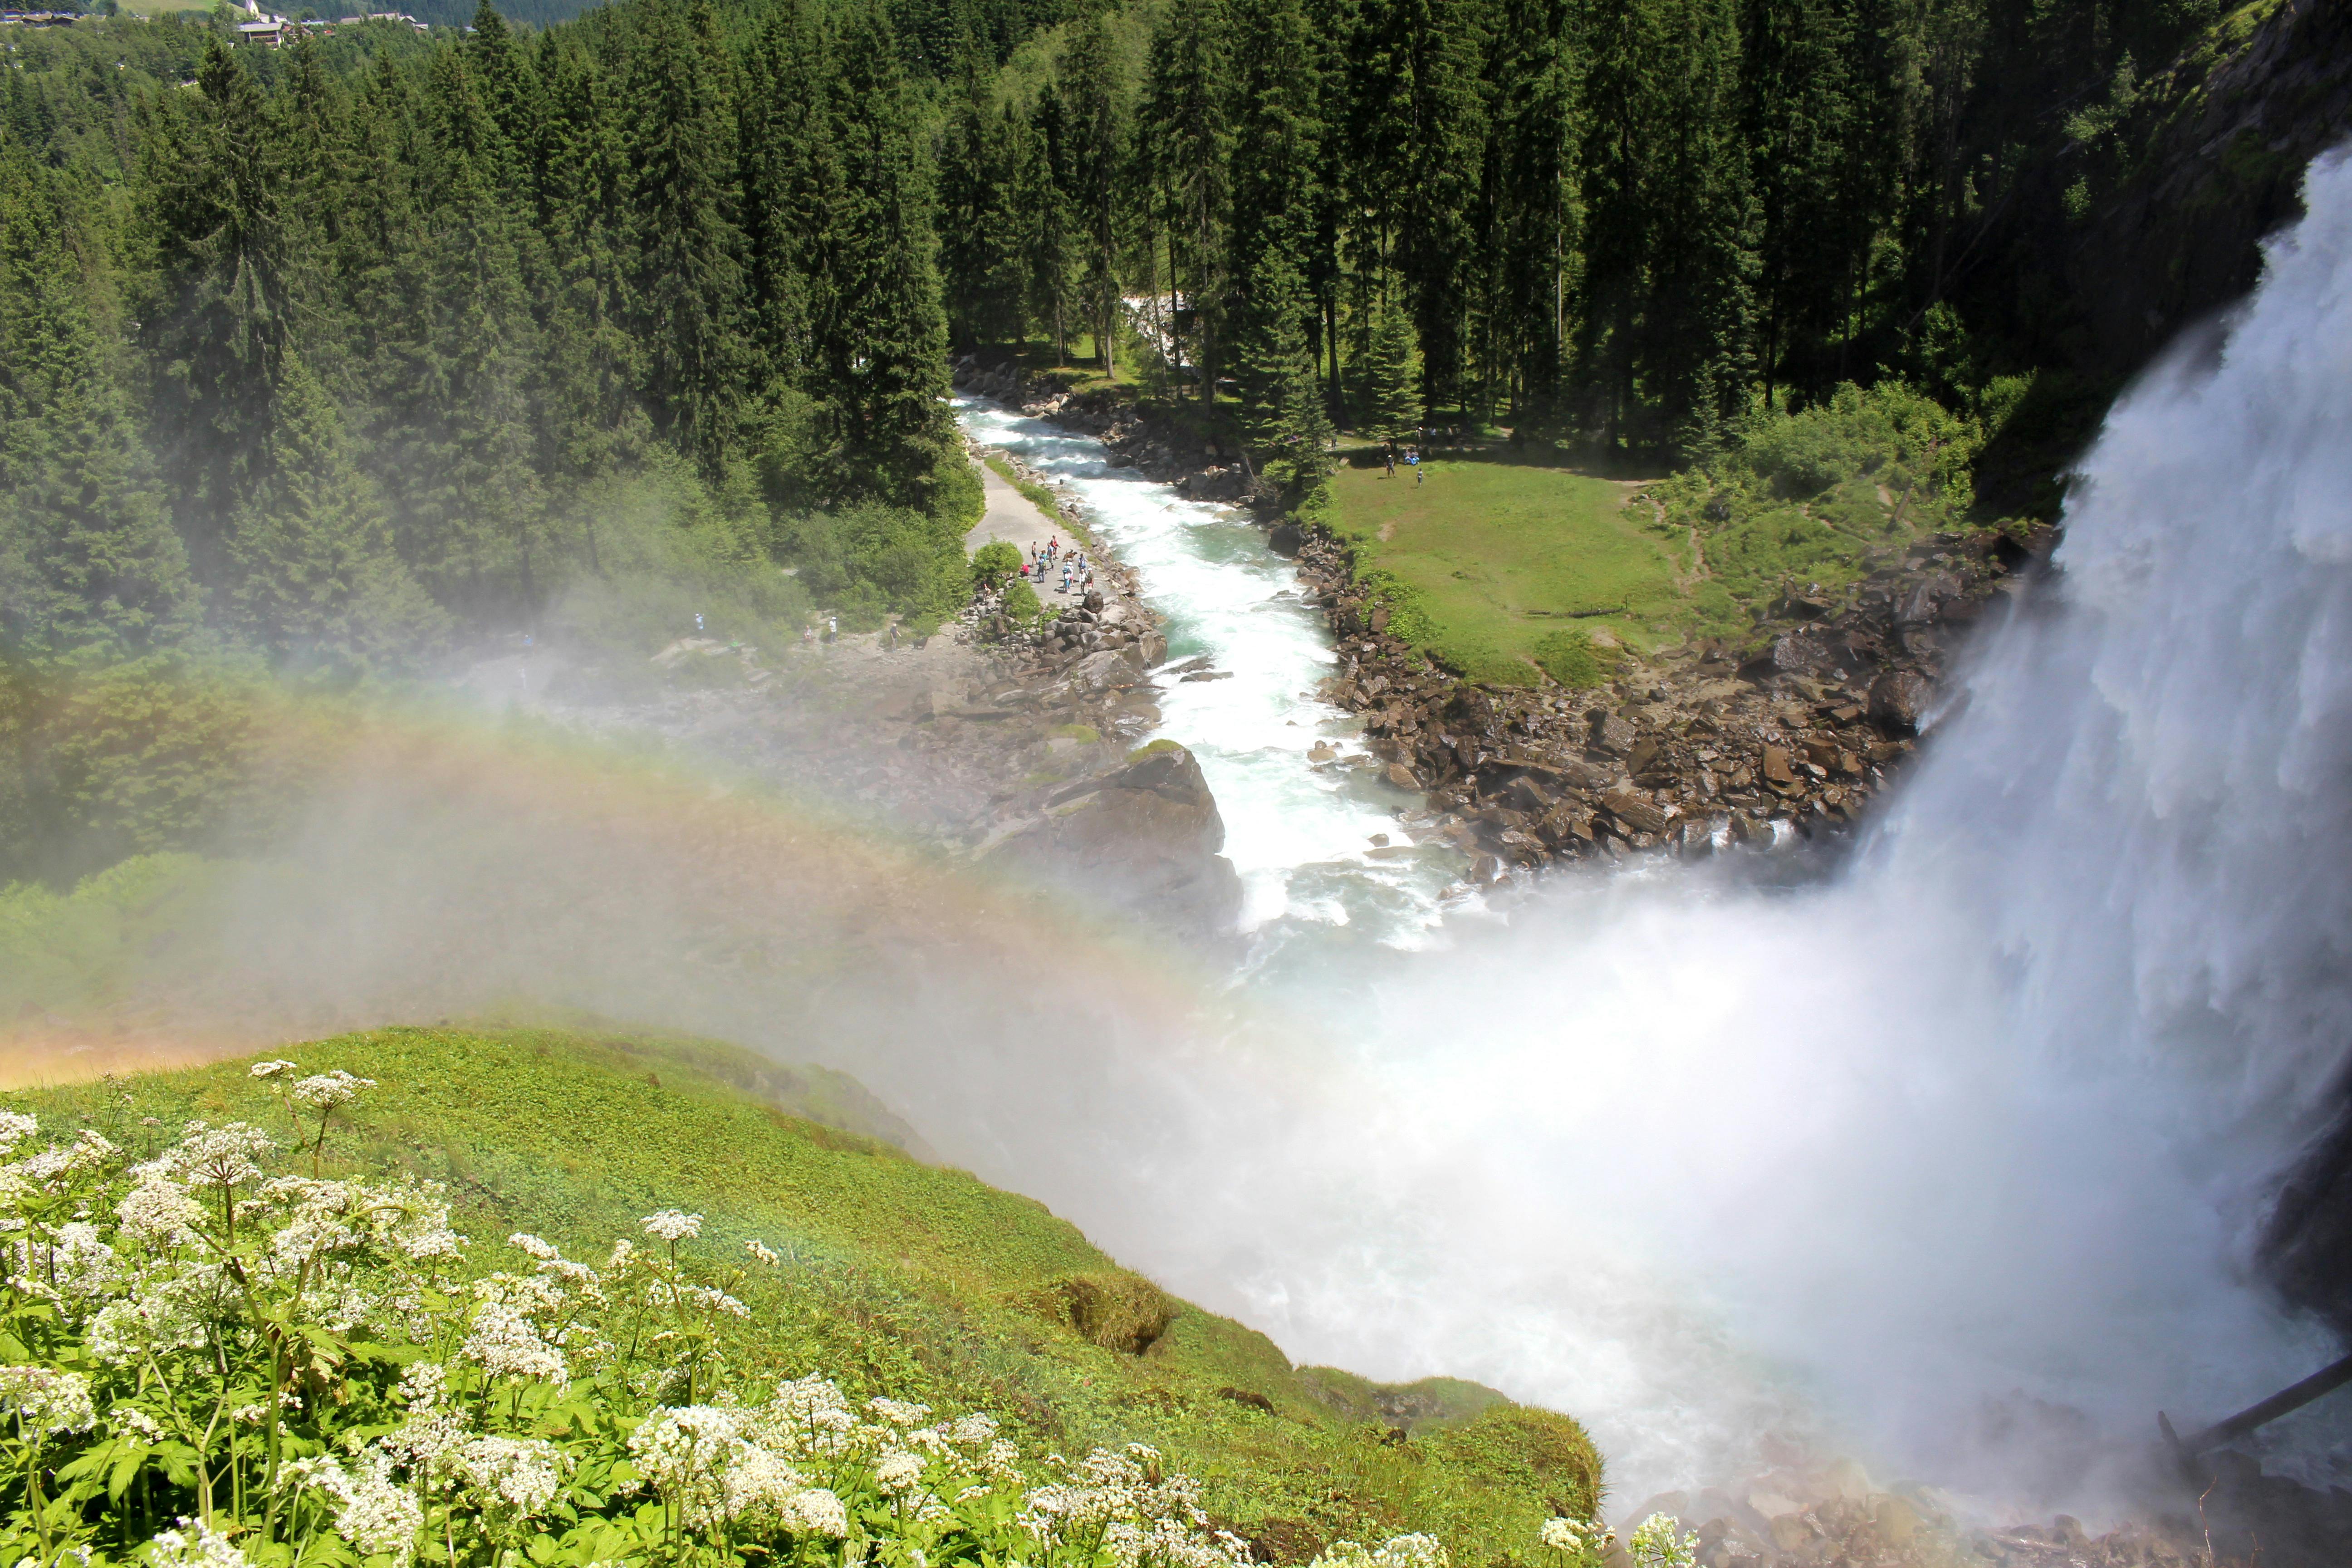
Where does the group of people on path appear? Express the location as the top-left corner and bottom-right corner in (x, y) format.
(1381, 440), (1426, 485)
(1022, 534), (1093, 596)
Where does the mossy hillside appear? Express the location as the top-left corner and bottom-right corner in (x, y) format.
(22, 1026), (1602, 1561)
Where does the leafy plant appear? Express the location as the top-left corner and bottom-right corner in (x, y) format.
(972, 541), (1025, 587)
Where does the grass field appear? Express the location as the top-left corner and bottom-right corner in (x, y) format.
(1321, 451), (1687, 683)
(13, 1024), (1603, 1560)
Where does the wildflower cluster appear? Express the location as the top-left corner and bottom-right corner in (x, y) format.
(0, 1067), (1477, 1568)
(1627, 1513), (1699, 1568)
(1537, 1512), (1616, 1567)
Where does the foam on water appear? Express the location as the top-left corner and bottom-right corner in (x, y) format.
(953, 397), (1466, 956)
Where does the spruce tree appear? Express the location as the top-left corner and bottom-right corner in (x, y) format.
(227, 351), (447, 671)
(619, 0), (745, 470)
(1059, 17), (1126, 379)
(819, 0), (953, 502)
(738, 0), (840, 499)
(1481, 0), (1575, 425)
(140, 36), (299, 580)
(937, 62), (1025, 349)
(1353, 287), (1423, 441)
(1142, 0), (1233, 394)
(1345, 0), (1489, 414)
(1023, 85), (1079, 364)
(1235, 228), (1331, 492)
(0, 141), (197, 659)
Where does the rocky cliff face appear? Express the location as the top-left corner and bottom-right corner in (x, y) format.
(2076, 0), (2352, 376)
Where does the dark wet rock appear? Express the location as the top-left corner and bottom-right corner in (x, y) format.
(1599, 789), (1670, 838)
(1868, 670), (1934, 734)
(1588, 709), (1639, 756)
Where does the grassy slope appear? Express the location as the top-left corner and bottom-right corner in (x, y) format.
(1321, 454), (1686, 675)
(18, 1025), (1602, 1561)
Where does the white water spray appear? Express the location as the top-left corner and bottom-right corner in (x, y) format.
(936, 152), (2352, 1513)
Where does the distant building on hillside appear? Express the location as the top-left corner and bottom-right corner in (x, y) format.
(0, 11), (83, 25)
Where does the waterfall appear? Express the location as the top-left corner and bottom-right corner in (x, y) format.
(1012, 148), (2352, 1512)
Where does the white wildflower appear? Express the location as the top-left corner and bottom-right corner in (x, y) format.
(508, 1233), (559, 1260)
(745, 1238), (780, 1266)
(779, 1485), (849, 1537)
(111, 1404), (165, 1442)
(1628, 1515), (1696, 1568)
(1540, 1517), (1610, 1557)
(945, 1412), (1000, 1448)
(398, 1361), (450, 1408)
(0, 1110), (36, 1155)
(607, 1238), (638, 1269)
(84, 1276), (212, 1367)
(118, 1175), (208, 1249)
(716, 1440), (806, 1525)
(868, 1396), (931, 1427)
(648, 1279), (749, 1318)
(337, 1453), (424, 1568)
(0, 1365), (96, 1436)
(627, 1405), (741, 1528)
(382, 1406), (473, 1472)
(457, 1435), (571, 1517)
(248, 1060), (298, 1079)
(23, 1220), (122, 1308)
(461, 1299), (566, 1381)
(875, 1450), (925, 1494)
(145, 1517), (251, 1568)
(289, 1071), (375, 1112)
(640, 1209), (703, 1243)
(171, 1123), (276, 1191)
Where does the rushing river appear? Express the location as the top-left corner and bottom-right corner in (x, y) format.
(953, 396), (1474, 970)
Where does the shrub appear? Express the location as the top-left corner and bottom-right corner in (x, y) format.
(1000, 578), (1047, 627)
(973, 540), (1024, 587)
(1532, 628), (1613, 689)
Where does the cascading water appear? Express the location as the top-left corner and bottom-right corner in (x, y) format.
(941, 152), (2352, 1512)
(952, 397), (1470, 957)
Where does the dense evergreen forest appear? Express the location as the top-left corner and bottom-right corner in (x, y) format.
(0, 0), (2276, 686)
(0, 0), (1070, 681)
(936, 0), (2247, 479)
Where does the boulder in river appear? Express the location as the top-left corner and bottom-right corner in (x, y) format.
(984, 744), (1243, 939)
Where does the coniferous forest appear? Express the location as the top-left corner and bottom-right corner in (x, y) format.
(0, 0), (2269, 676)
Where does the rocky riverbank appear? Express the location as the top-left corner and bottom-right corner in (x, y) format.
(954, 354), (2061, 882)
(1285, 516), (2059, 878)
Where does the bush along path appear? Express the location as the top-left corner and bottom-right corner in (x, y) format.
(0, 1048), (1639, 1568)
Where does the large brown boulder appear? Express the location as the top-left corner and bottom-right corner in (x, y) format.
(1868, 671), (1935, 735)
(986, 744), (1243, 939)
